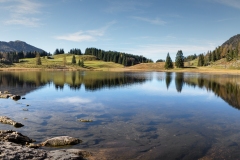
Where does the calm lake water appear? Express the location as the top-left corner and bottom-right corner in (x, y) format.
(1, 71), (240, 159)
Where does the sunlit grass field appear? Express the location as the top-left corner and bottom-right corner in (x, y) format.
(10, 54), (124, 70)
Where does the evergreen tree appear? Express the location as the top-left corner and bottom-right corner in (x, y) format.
(72, 55), (76, 64)
(36, 53), (41, 65)
(211, 51), (216, 62)
(226, 49), (234, 61)
(208, 51), (212, 62)
(197, 54), (205, 66)
(235, 42), (240, 60)
(175, 50), (184, 68)
(156, 59), (165, 62)
(54, 49), (60, 55)
(221, 45), (228, 58)
(164, 53), (173, 69)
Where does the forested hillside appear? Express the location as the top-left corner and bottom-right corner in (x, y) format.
(84, 48), (153, 66)
(196, 34), (240, 67)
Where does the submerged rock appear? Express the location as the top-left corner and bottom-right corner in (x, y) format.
(0, 94), (12, 99)
(3, 91), (9, 94)
(0, 91), (21, 100)
(78, 119), (93, 122)
(0, 141), (91, 160)
(10, 95), (21, 100)
(0, 130), (34, 145)
(0, 116), (24, 127)
(41, 136), (82, 147)
(48, 149), (92, 160)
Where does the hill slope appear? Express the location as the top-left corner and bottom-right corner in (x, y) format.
(0, 40), (45, 53)
(222, 34), (240, 48)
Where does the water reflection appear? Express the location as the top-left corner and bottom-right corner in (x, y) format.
(0, 71), (150, 92)
(183, 73), (240, 110)
(1, 71), (240, 159)
(175, 73), (184, 92)
(1, 71), (240, 109)
(165, 72), (172, 89)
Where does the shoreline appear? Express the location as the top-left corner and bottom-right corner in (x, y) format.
(1, 66), (240, 75)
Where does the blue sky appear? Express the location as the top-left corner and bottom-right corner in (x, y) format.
(0, 0), (239, 61)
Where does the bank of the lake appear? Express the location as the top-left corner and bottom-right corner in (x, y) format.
(2, 65), (240, 76)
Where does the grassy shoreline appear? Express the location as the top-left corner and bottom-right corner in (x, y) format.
(1, 65), (240, 75)
(1, 54), (240, 75)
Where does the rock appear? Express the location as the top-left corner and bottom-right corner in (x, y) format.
(47, 149), (92, 160)
(10, 95), (21, 100)
(0, 141), (91, 160)
(78, 119), (93, 122)
(0, 94), (11, 99)
(22, 97), (26, 99)
(0, 141), (47, 160)
(0, 91), (21, 100)
(4, 91), (9, 94)
(0, 116), (24, 127)
(0, 130), (34, 145)
(27, 143), (41, 149)
(22, 108), (28, 111)
(41, 136), (82, 147)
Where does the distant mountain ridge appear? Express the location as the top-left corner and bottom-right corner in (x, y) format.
(0, 40), (45, 53)
(222, 34), (240, 48)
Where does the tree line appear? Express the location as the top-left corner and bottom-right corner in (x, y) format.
(54, 48), (82, 55)
(197, 42), (240, 67)
(84, 47), (153, 66)
(163, 41), (240, 68)
(0, 51), (49, 64)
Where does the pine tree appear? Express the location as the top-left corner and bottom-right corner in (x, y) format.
(197, 54), (205, 66)
(72, 55), (76, 64)
(54, 49), (60, 55)
(164, 53), (173, 69)
(235, 42), (240, 60)
(211, 51), (216, 62)
(175, 50), (184, 68)
(36, 53), (41, 65)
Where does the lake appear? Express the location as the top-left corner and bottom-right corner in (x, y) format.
(0, 71), (240, 159)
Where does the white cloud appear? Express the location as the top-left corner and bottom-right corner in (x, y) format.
(55, 97), (92, 104)
(1, 0), (42, 27)
(105, 0), (150, 13)
(5, 17), (40, 27)
(213, 0), (240, 9)
(132, 16), (166, 25)
(55, 31), (96, 42)
(55, 21), (116, 42)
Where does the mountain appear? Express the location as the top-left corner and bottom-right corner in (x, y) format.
(0, 40), (45, 53)
(222, 34), (240, 48)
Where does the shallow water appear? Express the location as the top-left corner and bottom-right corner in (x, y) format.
(1, 71), (240, 159)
